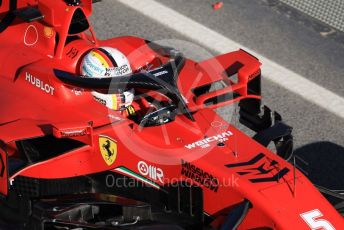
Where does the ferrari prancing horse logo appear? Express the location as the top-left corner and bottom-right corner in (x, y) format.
(99, 136), (117, 166)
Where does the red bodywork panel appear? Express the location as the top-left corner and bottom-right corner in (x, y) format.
(0, 0), (342, 229)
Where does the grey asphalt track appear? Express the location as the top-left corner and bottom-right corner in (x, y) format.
(91, 0), (344, 191)
(280, 0), (344, 33)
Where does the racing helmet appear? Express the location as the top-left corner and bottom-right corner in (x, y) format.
(80, 47), (134, 111)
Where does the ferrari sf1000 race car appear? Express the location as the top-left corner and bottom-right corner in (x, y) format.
(0, 0), (343, 229)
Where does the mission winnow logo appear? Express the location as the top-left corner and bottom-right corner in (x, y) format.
(181, 159), (219, 192)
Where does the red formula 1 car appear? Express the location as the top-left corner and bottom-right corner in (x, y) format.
(0, 0), (343, 229)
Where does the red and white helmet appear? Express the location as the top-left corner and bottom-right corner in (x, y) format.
(81, 47), (134, 111)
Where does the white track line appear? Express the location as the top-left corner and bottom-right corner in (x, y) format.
(116, 0), (344, 119)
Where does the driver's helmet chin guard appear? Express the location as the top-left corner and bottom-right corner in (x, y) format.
(80, 47), (134, 111)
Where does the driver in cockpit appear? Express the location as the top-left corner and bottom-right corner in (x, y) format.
(80, 47), (135, 113)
